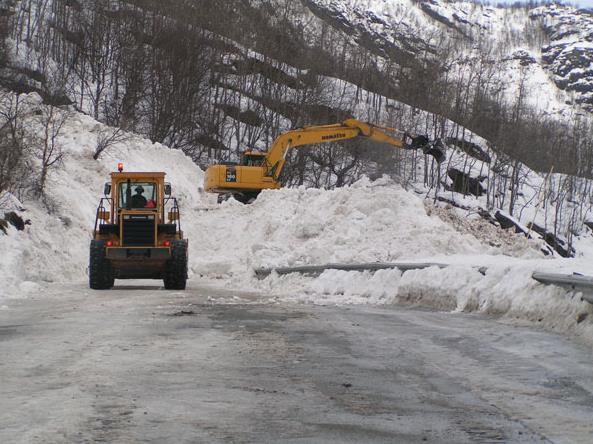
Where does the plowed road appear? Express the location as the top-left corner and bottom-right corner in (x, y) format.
(1, 283), (592, 443)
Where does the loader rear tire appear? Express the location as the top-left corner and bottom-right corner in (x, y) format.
(89, 240), (114, 290)
(164, 240), (188, 290)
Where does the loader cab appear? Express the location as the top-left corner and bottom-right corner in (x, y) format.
(110, 173), (165, 217)
(118, 181), (158, 210)
(241, 151), (266, 167)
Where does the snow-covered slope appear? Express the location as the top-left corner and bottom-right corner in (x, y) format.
(304, 0), (592, 116)
(531, 5), (593, 111)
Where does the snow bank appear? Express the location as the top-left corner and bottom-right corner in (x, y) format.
(253, 263), (593, 343)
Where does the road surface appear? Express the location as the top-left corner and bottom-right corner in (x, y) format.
(1, 282), (593, 443)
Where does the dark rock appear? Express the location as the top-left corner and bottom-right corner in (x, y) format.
(435, 196), (470, 210)
(509, 49), (537, 66)
(195, 134), (230, 152)
(477, 208), (498, 226)
(238, 110), (263, 127)
(527, 222), (575, 258)
(446, 137), (491, 163)
(420, 1), (467, 37)
(12, 66), (46, 83)
(50, 25), (84, 46)
(232, 58), (305, 90)
(493, 212), (559, 256)
(495, 211), (528, 234)
(577, 313), (588, 324)
(215, 104), (263, 127)
(302, 103), (351, 123)
(59, 216), (72, 227)
(447, 168), (486, 196)
(4, 211), (29, 231)
(535, 8), (593, 110)
(302, 0), (431, 65)
(0, 219), (7, 234)
(0, 68), (73, 106)
(44, 92), (73, 107)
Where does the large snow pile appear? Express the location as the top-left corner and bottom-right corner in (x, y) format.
(192, 176), (543, 281)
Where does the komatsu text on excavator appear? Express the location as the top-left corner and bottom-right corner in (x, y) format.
(204, 119), (445, 203)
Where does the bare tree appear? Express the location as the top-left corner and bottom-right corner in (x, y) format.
(29, 104), (68, 196)
(0, 92), (30, 198)
(93, 125), (130, 160)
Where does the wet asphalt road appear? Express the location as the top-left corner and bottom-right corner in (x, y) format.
(1, 283), (593, 443)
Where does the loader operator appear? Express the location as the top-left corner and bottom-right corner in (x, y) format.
(130, 185), (147, 208)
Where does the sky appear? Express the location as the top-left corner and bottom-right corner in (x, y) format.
(488, 0), (593, 8)
(561, 0), (593, 6)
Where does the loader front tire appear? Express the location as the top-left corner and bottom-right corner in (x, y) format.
(164, 241), (188, 290)
(89, 240), (114, 290)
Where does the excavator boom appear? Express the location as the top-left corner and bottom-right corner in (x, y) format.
(204, 119), (445, 203)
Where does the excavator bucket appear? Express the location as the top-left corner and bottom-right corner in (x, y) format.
(423, 139), (446, 164)
(405, 135), (446, 164)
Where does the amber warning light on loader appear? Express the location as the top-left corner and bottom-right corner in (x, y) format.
(117, 163), (124, 172)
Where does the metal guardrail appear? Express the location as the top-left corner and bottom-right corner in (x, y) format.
(532, 272), (593, 304)
(254, 262), (449, 278)
(256, 264), (593, 305)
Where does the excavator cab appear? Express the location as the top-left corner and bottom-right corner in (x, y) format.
(241, 151), (267, 167)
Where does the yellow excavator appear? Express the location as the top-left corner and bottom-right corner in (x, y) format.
(204, 118), (446, 203)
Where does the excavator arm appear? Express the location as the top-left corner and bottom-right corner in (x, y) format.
(204, 118), (446, 202)
(264, 118), (445, 180)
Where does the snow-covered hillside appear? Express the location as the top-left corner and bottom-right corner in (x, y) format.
(531, 5), (593, 112)
(305, 0), (592, 116)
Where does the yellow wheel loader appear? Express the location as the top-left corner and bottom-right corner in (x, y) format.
(204, 118), (446, 203)
(89, 165), (188, 290)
